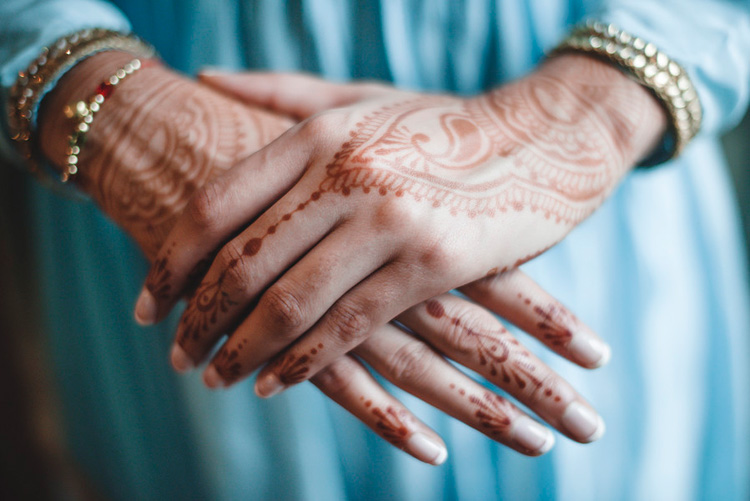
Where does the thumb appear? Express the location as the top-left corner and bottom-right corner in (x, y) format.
(198, 70), (388, 120)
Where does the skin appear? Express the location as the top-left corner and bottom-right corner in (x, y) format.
(139, 54), (664, 404)
(38, 50), (629, 464)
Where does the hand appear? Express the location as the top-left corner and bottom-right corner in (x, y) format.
(137, 54), (662, 392)
(37, 52), (612, 463)
(38, 51), (293, 258)
(33, 52), (612, 464)
(310, 267), (610, 463)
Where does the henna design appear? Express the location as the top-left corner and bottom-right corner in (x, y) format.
(273, 343), (325, 385)
(76, 66), (290, 257)
(372, 406), (410, 448)
(448, 384), (515, 438)
(177, 274), (238, 345)
(213, 337), (247, 383)
(425, 300), (557, 398)
(184, 58), (657, 382)
(314, 63), (644, 223)
(533, 302), (576, 348)
(470, 391), (515, 437)
(145, 247), (173, 302)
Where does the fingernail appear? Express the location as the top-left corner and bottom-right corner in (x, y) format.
(513, 416), (555, 455)
(203, 365), (226, 389)
(170, 344), (194, 373)
(406, 433), (448, 465)
(562, 402), (606, 442)
(134, 288), (157, 326)
(568, 330), (611, 368)
(255, 373), (284, 398)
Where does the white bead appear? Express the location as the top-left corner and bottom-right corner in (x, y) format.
(653, 71), (669, 87)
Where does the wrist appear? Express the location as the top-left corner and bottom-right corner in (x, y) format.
(38, 51), (153, 169)
(534, 53), (667, 169)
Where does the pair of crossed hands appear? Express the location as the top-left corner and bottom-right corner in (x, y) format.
(40, 51), (665, 464)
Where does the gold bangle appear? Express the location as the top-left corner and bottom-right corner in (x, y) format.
(6, 29), (156, 186)
(551, 21), (702, 162)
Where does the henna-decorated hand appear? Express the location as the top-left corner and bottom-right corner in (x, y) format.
(33, 50), (613, 464)
(137, 54), (663, 390)
(311, 268), (611, 461)
(38, 51), (293, 258)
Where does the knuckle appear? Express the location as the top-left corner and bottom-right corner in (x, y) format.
(418, 237), (459, 272)
(326, 301), (372, 346)
(188, 181), (225, 230)
(384, 340), (435, 384)
(373, 202), (423, 235)
(261, 283), (307, 331)
(300, 113), (332, 138)
(311, 358), (358, 397)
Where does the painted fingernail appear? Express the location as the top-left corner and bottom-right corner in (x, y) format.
(170, 344), (194, 373)
(255, 373), (284, 398)
(203, 365), (226, 389)
(406, 433), (448, 465)
(568, 330), (611, 368)
(134, 288), (157, 326)
(562, 402), (606, 442)
(513, 416), (555, 455)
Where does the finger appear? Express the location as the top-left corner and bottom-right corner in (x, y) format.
(310, 354), (447, 465)
(398, 294), (605, 443)
(198, 71), (388, 119)
(198, 223), (393, 386)
(233, 262), (427, 396)
(169, 185), (341, 372)
(355, 323), (555, 456)
(134, 124), (313, 325)
(459, 269), (611, 368)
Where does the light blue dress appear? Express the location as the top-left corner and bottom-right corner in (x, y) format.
(1, 1), (749, 499)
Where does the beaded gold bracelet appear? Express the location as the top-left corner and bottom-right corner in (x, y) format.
(7, 29), (155, 185)
(551, 21), (702, 163)
(62, 58), (148, 182)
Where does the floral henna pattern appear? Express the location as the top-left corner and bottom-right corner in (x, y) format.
(470, 391), (515, 437)
(145, 253), (172, 302)
(212, 338), (247, 383)
(516, 293), (576, 348)
(273, 343), (325, 385)
(178, 273), (238, 345)
(372, 406), (410, 448)
(448, 384), (515, 438)
(426, 299), (554, 399)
